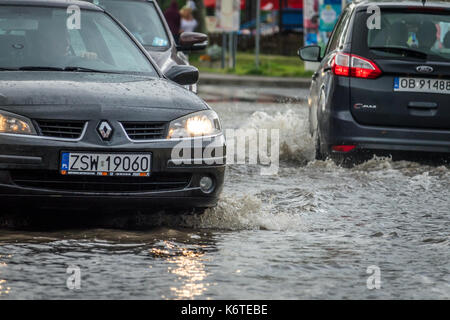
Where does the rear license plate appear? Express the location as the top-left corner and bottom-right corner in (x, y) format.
(60, 152), (151, 177)
(394, 77), (450, 94)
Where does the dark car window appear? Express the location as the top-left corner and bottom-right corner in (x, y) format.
(353, 9), (450, 62)
(93, 0), (170, 49)
(325, 7), (352, 55)
(0, 5), (157, 74)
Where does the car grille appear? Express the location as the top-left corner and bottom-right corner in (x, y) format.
(10, 170), (191, 193)
(121, 122), (167, 141)
(35, 120), (86, 139)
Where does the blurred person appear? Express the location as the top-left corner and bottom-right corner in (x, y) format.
(444, 31), (450, 49)
(109, 9), (144, 43)
(416, 20), (438, 51)
(164, 0), (181, 41)
(35, 20), (70, 65)
(440, 22), (450, 47)
(388, 21), (409, 47)
(34, 20), (98, 67)
(180, 6), (198, 33)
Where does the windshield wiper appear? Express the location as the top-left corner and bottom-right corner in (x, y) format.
(12, 66), (113, 73)
(63, 66), (112, 73)
(1, 65), (128, 74)
(18, 66), (65, 71)
(369, 46), (428, 59)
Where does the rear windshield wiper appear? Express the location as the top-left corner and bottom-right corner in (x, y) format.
(369, 46), (428, 59)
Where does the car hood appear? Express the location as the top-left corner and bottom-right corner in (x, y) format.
(0, 71), (206, 121)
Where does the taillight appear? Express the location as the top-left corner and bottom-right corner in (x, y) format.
(332, 145), (356, 153)
(332, 53), (350, 76)
(332, 53), (382, 79)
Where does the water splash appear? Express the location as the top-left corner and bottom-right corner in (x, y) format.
(172, 195), (306, 231)
(242, 109), (315, 164)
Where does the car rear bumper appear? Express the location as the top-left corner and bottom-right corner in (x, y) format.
(325, 110), (450, 153)
(0, 133), (226, 209)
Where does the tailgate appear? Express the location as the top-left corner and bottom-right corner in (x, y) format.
(350, 59), (450, 129)
(350, 7), (450, 130)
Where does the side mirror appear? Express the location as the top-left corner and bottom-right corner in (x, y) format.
(165, 65), (199, 86)
(176, 32), (208, 52)
(298, 45), (322, 62)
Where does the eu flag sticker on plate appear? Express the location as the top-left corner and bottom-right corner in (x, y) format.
(394, 77), (399, 89)
(61, 152), (70, 172)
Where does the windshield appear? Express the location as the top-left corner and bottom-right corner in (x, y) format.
(94, 0), (170, 48)
(356, 10), (450, 62)
(0, 5), (157, 74)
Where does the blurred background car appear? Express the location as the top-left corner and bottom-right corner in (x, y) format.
(86, 0), (208, 92)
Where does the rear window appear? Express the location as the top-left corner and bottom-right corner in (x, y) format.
(353, 8), (450, 62)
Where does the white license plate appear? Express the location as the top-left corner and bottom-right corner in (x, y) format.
(394, 77), (450, 94)
(60, 152), (151, 177)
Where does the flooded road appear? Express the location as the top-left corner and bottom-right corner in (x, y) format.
(0, 96), (449, 299)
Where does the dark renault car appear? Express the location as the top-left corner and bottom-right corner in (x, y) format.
(0, 0), (225, 212)
(86, 0), (207, 91)
(299, 0), (450, 161)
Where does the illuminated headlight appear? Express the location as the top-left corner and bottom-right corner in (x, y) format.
(167, 110), (222, 139)
(0, 110), (36, 135)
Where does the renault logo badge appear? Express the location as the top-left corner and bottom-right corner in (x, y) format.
(97, 121), (113, 140)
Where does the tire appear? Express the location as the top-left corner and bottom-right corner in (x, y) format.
(330, 152), (347, 166)
(315, 132), (349, 166)
(314, 131), (326, 160)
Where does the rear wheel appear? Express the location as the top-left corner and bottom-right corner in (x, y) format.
(330, 152), (347, 166)
(330, 149), (371, 167)
(314, 131), (326, 160)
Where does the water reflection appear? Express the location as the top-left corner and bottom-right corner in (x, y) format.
(151, 241), (210, 300)
(0, 257), (9, 296)
(0, 279), (10, 296)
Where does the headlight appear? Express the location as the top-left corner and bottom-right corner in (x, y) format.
(0, 110), (36, 135)
(167, 110), (222, 139)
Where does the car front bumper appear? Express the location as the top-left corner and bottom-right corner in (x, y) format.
(0, 133), (226, 210)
